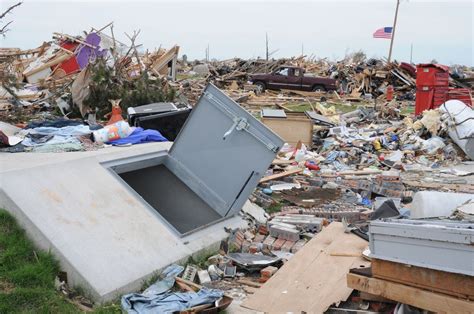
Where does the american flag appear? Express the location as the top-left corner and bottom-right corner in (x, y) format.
(373, 27), (393, 39)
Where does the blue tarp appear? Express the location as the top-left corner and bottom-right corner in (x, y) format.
(121, 264), (224, 314)
(107, 127), (168, 145)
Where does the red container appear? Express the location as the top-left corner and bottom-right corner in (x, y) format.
(386, 85), (394, 101)
(447, 88), (472, 107)
(416, 64), (449, 87)
(415, 88), (434, 115)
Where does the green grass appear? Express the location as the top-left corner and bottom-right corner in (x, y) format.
(0, 209), (120, 314)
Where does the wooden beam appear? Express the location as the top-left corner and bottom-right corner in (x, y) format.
(347, 273), (474, 313)
(371, 258), (474, 299)
(259, 168), (303, 183)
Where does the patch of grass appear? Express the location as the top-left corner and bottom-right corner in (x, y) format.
(0, 209), (121, 313)
(285, 101), (361, 114)
(0, 209), (80, 313)
(265, 202), (283, 214)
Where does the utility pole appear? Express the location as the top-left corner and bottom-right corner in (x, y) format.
(410, 43), (413, 64)
(301, 43), (304, 56)
(265, 33), (269, 61)
(387, 0), (400, 63)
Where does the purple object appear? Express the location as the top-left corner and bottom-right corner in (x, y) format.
(106, 127), (168, 146)
(76, 33), (108, 69)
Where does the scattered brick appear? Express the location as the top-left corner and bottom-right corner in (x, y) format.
(281, 240), (296, 252)
(271, 238), (286, 251)
(262, 236), (276, 250)
(290, 239), (306, 253)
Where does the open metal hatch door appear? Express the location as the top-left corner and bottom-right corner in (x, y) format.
(168, 84), (284, 217)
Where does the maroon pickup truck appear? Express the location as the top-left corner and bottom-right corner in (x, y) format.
(249, 66), (337, 93)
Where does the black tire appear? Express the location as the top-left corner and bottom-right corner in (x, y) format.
(255, 81), (266, 94)
(312, 85), (326, 92)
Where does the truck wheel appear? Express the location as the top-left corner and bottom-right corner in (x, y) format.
(312, 85), (326, 92)
(255, 82), (266, 94)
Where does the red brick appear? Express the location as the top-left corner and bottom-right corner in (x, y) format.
(271, 238), (286, 251)
(260, 266), (278, 278)
(290, 239), (306, 253)
(262, 236), (276, 250)
(253, 233), (266, 243)
(249, 244), (259, 254)
(281, 240), (296, 252)
(258, 225), (269, 235)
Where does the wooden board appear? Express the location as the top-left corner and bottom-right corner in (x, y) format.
(262, 115), (313, 147)
(372, 258), (474, 299)
(347, 273), (474, 313)
(259, 168), (303, 183)
(241, 223), (370, 313)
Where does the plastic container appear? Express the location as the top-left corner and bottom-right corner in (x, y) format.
(93, 121), (133, 144)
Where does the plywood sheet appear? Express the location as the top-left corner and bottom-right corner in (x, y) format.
(262, 116), (312, 147)
(241, 222), (369, 313)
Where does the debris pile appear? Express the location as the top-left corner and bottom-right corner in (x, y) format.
(1, 22), (473, 314)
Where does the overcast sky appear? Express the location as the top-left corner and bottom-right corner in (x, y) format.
(1, 0), (473, 65)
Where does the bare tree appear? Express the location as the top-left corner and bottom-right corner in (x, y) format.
(0, 2), (22, 36)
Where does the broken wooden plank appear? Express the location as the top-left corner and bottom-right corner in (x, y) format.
(371, 258), (474, 299)
(347, 273), (474, 313)
(242, 223), (370, 313)
(237, 279), (262, 288)
(271, 159), (294, 166)
(259, 168), (303, 183)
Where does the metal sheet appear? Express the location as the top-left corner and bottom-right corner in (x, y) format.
(369, 219), (474, 276)
(170, 84), (284, 217)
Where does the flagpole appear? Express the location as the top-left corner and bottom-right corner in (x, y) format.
(387, 0), (400, 63)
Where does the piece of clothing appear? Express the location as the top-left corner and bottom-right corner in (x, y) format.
(22, 135), (81, 147)
(121, 264), (224, 314)
(107, 127), (168, 146)
(26, 119), (84, 129)
(23, 125), (92, 137)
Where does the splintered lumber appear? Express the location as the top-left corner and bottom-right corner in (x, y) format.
(271, 159), (294, 165)
(371, 258), (474, 299)
(242, 223), (370, 313)
(237, 279), (262, 288)
(347, 273), (474, 313)
(259, 168), (303, 183)
(175, 276), (201, 291)
(151, 45), (179, 75)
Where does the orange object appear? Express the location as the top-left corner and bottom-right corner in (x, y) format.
(386, 85), (394, 101)
(106, 99), (124, 125)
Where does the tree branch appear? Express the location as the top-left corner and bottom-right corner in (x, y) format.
(0, 1), (22, 20)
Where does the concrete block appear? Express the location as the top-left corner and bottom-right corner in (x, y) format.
(268, 223), (300, 241)
(0, 143), (249, 303)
